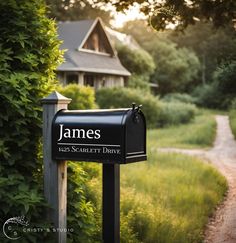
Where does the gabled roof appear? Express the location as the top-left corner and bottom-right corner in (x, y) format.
(57, 18), (130, 76)
(58, 19), (95, 51)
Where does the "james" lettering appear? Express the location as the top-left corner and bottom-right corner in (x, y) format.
(58, 124), (101, 141)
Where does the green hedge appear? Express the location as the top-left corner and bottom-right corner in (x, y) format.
(0, 1), (99, 242)
(57, 84), (97, 110)
(157, 101), (197, 127)
(163, 93), (196, 104)
(96, 88), (197, 128)
(192, 83), (223, 108)
(96, 88), (160, 128)
(0, 0), (62, 241)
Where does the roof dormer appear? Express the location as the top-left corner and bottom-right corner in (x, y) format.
(79, 18), (115, 56)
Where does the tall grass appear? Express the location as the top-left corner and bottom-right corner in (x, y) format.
(118, 110), (226, 242)
(229, 110), (236, 139)
(148, 111), (216, 149)
(85, 110), (226, 243)
(120, 152), (227, 243)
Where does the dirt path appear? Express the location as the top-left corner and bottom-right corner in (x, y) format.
(159, 115), (236, 243)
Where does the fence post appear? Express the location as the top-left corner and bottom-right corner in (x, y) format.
(41, 91), (71, 243)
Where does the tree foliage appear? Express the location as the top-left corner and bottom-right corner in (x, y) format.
(46, 0), (112, 25)
(127, 74), (151, 92)
(120, 20), (201, 94)
(101, 0), (236, 30)
(0, 0), (62, 241)
(117, 44), (155, 76)
(170, 22), (236, 84)
(119, 19), (160, 48)
(191, 63), (236, 109)
(212, 61), (236, 108)
(147, 41), (200, 94)
(214, 62), (236, 95)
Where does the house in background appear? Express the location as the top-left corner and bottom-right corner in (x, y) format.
(57, 18), (131, 89)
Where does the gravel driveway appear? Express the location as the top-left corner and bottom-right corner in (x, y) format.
(159, 116), (236, 243)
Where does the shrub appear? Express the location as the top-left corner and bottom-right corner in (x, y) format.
(96, 88), (160, 128)
(157, 101), (197, 127)
(163, 93), (196, 104)
(127, 74), (151, 92)
(0, 0), (62, 241)
(67, 162), (101, 243)
(96, 88), (197, 128)
(0, 2), (99, 242)
(57, 84), (97, 110)
(192, 83), (222, 108)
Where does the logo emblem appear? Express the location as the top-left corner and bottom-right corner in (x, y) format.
(3, 216), (29, 240)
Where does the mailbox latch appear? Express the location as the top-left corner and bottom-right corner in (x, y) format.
(132, 103), (142, 123)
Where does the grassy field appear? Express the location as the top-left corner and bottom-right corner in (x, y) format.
(121, 152), (227, 243)
(148, 111), (216, 149)
(87, 110), (227, 242)
(119, 110), (227, 243)
(229, 110), (236, 139)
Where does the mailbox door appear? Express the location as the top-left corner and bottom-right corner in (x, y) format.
(125, 110), (147, 163)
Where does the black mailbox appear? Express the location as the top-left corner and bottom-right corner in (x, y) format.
(52, 105), (146, 163)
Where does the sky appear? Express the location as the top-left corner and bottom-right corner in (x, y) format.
(107, 3), (146, 28)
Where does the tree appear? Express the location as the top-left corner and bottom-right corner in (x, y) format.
(120, 19), (160, 47)
(120, 20), (201, 94)
(46, 0), (112, 25)
(0, 1), (100, 242)
(116, 44), (155, 91)
(215, 62), (236, 94)
(169, 22), (236, 84)
(147, 41), (200, 94)
(213, 61), (236, 107)
(117, 44), (155, 76)
(101, 0), (236, 30)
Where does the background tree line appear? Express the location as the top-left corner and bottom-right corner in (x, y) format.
(46, 0), (236, 109)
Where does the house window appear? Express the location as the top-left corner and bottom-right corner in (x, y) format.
(82, 24), (111, 54)
(66, 74), (78, 84)
(83, 33), (99, 52)
(84, 75), (94, 87)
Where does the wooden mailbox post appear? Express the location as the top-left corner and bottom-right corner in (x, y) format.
(42, 91), (146, 243)
(41, 91), (71, 243)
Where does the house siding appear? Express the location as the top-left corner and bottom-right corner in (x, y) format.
(57, 71), (125, 90)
